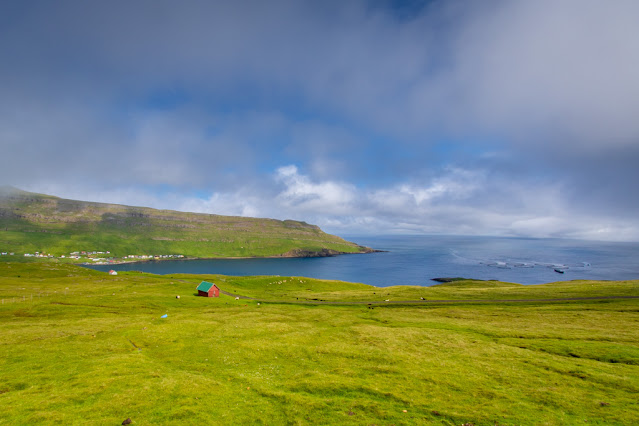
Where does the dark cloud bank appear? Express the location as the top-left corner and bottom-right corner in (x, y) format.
(1, 0), (638, 240)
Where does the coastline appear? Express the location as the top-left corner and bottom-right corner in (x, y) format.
(82, 247), (383, 266)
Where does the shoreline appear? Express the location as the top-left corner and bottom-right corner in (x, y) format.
(82, 248), (384, 266)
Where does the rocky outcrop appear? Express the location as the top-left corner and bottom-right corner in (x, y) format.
(277, 248), (343, 258)
(431, 277), (467, 283)
(276, 246), (383, 258)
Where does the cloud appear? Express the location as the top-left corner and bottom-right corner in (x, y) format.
(455, 1), (639, 150)
(19, 163), (639, 242)
(275, 165), (358, 215)
(2, 0), (639, 241)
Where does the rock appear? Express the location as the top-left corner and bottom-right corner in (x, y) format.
(122, 418), (132, 425)
(431, 277), (465, 283)
(278, 248), (343, 258)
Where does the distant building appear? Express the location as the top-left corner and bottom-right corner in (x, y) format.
(108, 270), (118, 275)
(196, 281), (220, 297)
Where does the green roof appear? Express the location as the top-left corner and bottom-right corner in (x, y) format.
(197, 281), (215, 292)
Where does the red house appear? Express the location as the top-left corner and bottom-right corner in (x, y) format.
(197, 281), (219, 297)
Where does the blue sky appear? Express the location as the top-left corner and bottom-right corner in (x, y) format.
(2, 0), (639, 241)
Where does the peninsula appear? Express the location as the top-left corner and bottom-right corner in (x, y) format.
(0, 186), (373, 261)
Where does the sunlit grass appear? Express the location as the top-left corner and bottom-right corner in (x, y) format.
(1, 262), (638, 424)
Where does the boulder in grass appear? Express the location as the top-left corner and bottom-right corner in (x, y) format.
(122, 418), (132, 425)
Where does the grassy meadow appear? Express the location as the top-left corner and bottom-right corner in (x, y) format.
(1, 262), (638, 425)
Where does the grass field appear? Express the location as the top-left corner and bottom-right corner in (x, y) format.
(1, 262), (638, 425)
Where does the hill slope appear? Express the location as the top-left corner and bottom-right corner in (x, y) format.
(0, 186), (371, 258)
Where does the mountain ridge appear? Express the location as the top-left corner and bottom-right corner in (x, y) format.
(0, 187), (373, 259)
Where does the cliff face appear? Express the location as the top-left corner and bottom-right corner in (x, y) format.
(0, 187), (371, 258)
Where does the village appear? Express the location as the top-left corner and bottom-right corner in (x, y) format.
(0, 250), (184, 265)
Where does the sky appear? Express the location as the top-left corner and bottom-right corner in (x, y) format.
(2, 0), (639, 241)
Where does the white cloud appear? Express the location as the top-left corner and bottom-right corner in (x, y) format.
(20, 163), (639, 242)
(275, 165), (357, 214)
(399, 168), (484, 204)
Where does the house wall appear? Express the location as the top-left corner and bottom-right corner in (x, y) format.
(197, 286), (219, 297)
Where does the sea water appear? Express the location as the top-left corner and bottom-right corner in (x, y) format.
(85, 235), (639, 286)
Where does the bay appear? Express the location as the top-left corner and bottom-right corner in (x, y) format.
(85, 235), (639, 286)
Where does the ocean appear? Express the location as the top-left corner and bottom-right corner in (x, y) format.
(85, 235), (639, 287)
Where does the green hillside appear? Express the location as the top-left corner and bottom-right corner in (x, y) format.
(1, 262), (638, 424)
(0, 186), (372, 259)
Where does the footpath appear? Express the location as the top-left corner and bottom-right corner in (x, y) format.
(215, 286), (639, 305)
